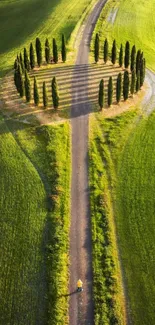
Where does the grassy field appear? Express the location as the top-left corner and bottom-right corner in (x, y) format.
(88, 112), (138, 325)
(90, 109), (155, 324)
(0, 119), (70, 324)
(0, 119), (47, 324)
(116, 112), (155, 325)
(0, 0), (97, 76)
(91, 0), (155, 71)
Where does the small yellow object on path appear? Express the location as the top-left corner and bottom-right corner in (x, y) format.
(77, 279), (83, 288)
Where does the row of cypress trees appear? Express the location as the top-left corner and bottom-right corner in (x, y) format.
(94, 35), (146, 73)
(14, 34), (66, 72)
(14, 63), (59, 108)
(98, 67), (145, 109)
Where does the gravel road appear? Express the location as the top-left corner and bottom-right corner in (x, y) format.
(69, 1), (108, 324)
(142, 69), (155, 115)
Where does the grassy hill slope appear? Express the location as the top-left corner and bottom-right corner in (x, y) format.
(91, 0), (155, 70)
(0, 120), (71, 324)
(0, 120), (47, 325)
(116, 113), (155, 325)
(0, 0), (97, 76)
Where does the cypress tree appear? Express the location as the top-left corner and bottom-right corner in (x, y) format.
(111, 40), (116, 65)
(136, 70), (140, 92)
(24, 48), (30, 71)
(17, 64), (25, 97)
(140, 51), (144, 65)
(53, 38), (58, 64)
(52, 76), (59, 108)
(116, 73), (122, 103)
(123, 70), (130, 100)
(98, 79), (104, 109)
(14, 59), (18, 70)
(36, 37), (42, 67)
(30, 43), (35, 69)
(61, 34), (66, 63)
(136, 50), (141, 74)
(103, 38), (108, 63)
(33, 77), (39, 106)
(25, 70), (31, 102)
(17, 55), (20, 63)
(45, 38), (50, 64)
(140, 58), (145, 87)
(119, 44), (123, 67)
(19, 53), (25, 73)
(14, 68), (18, 90)
(143, 58), (146, 82)
(130, 69), (136, 95)
(14, 67), (20, 92)
(94, 33), (99, 63)
(130, 45), (136, 71)
(43, 81), (48, 108)
(124, 41), (130, 68)
(108, 76), (113, 106)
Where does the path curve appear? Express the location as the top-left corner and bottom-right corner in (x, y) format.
(142, 69), (155, 115)
(69, 1), (108, 324)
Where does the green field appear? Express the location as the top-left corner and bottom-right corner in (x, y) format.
(91, 0), (155, 70)
(116, 112), (155, 325)
(89, 113), (137, 325)
(0, 119), (70, 324)
(90, 109), (155, 324)
(0, 0), (97, 76)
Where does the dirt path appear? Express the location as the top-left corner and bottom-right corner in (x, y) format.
(142, 69), (155, 115)
(69, 1), (108, 324)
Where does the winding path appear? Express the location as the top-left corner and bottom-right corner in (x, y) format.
(69, 1), (108, 324)
(142, 69), (155, 115)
